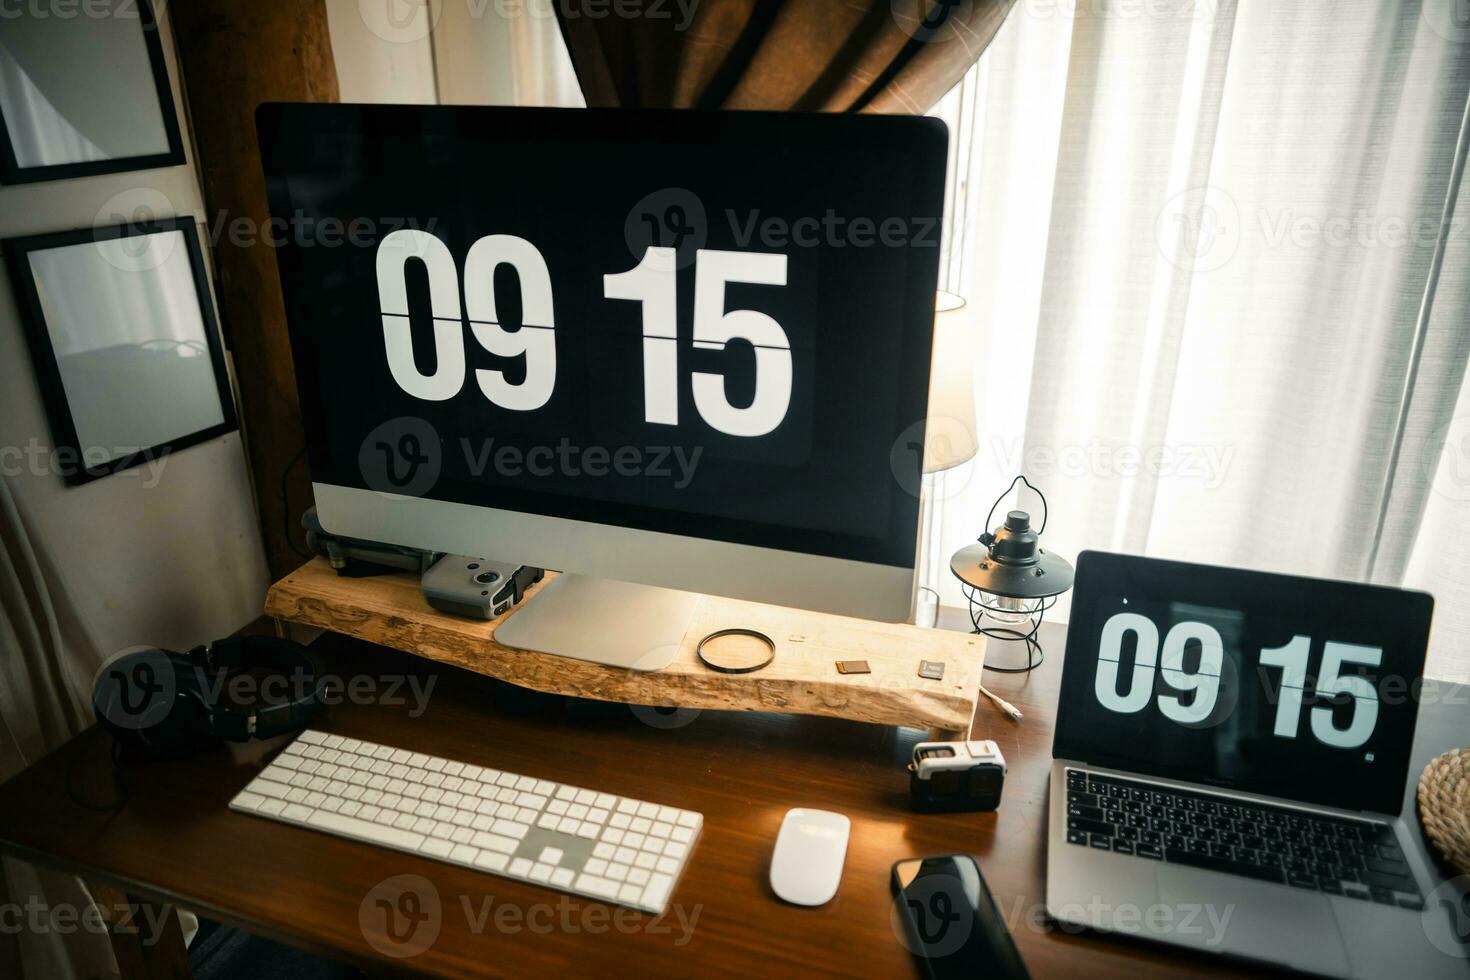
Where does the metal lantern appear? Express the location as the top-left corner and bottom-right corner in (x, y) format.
(949, 476), (1074, 672)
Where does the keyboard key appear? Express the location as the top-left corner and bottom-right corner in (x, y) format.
(1365, 857), (1409, 877)
(1167, 848), (1285, 883)
(422, 839), (453, 858)
(642, 873), (674, 909)
(473, 832), (517, 855)
(1360, 869), (1415, 891)
(1068, 816), (1114, 837)
(577, 874), (619, 899)
(306, 810), (425, 850)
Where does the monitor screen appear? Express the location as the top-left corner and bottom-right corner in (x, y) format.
(1052, 551), (1432, 814)
(258, 104), (946, 572)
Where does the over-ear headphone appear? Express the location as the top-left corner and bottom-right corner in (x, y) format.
(92, 636), (326, 757)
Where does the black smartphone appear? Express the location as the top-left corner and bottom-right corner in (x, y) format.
(890, 854), (1030, 980)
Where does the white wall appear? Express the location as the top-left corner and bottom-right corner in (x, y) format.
(0, 7), (270, 657)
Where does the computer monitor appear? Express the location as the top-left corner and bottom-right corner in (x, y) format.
(258, 104), (948, 668)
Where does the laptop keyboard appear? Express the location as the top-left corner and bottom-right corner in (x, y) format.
(1065, 769), (1424, 909)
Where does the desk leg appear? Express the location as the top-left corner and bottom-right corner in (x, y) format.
(89, 883), (192, 980)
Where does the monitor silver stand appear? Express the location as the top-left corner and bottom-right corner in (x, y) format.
(493, 573), (699, 671)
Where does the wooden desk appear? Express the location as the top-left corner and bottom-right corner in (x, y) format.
(0, 622), (1464, 978)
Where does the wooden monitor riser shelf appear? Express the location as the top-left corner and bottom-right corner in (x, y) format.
(265, 559), (985, 739)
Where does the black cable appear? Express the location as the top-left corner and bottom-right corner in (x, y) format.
(281, 445), (313, 560)
(64, 737), (132, 813)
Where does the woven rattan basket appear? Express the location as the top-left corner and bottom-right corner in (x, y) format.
(1418, 747), (1470, 876)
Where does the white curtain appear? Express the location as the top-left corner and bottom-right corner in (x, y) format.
(927, 0), (1470, 681)
(0, 475), (118, 979)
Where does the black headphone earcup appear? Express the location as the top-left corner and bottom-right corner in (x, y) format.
(92, 648), (216, 757)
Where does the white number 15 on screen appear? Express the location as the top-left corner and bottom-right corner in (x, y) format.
(374, 229), (795, 438)
(1094, 611), (1382, 750)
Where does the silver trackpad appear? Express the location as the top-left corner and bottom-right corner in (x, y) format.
(1155, 866), (1350, 974)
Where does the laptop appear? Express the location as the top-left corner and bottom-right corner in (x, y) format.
(1046, 551), (1468, 977)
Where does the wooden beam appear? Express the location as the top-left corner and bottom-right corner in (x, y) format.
(266, 558), (987, 737)
(170, 1), (340, 578)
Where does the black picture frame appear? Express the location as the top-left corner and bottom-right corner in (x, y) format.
(0, 0), (186, 185)
(2, 217), (238, 486)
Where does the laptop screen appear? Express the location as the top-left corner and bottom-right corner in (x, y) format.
(1052, 551), (1432, 814)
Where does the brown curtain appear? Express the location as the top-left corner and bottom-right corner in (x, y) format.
(556, 0), (1015, 113)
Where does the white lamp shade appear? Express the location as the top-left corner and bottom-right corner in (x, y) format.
(923, 291), (979, 474)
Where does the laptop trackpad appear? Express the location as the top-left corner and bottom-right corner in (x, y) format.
(1156, 866), (1350, 975)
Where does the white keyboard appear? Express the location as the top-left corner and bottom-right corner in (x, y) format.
(229, 730), (701, 914)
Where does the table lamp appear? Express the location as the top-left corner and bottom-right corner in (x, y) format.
(949, 475), (1075, 673)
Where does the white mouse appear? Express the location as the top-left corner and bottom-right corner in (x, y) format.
(769, 808), (850, 906)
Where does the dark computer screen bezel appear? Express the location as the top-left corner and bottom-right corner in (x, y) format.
(256, 103), (947, 570)
(1052, 550), (1433, 814)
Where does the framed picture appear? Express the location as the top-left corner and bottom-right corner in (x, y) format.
(2, 218), (237, 486)
(0, 0), (185, 184)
